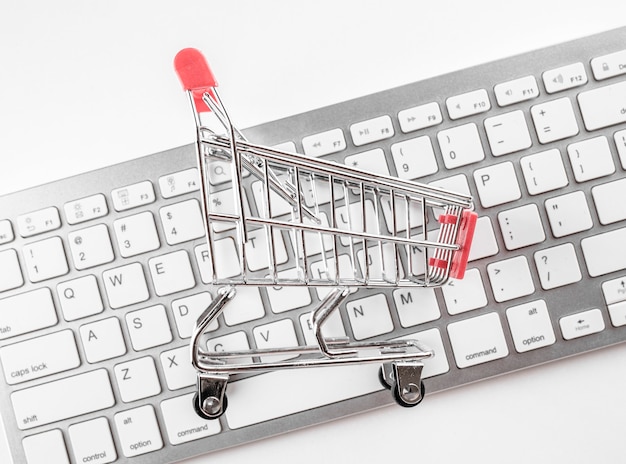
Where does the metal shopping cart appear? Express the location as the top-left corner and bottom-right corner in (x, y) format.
(174, 48), (477, 419)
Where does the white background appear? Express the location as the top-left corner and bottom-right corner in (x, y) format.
(1, 1), (625, 463)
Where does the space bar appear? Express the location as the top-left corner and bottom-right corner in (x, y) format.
(226, 363), (383, 429)
(12, 369), (115, 430)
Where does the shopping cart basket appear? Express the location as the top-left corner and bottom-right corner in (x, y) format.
(174, 48), (477, 419)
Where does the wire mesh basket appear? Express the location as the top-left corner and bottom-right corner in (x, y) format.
(174, 48), (477, 419)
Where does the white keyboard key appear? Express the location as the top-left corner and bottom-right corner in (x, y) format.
(608, 301), (626, 328)
(302, 213), (334, 257)
(616, 129), (626, 169)
(68, 224), (114, 270)
(299, 309), (346, 346)
(22, 236), (69, 282)
(57, 275), (104, 321)
(447, 312), (509, 368)
(102, 262), (149, 309)
(380, 194), (424, 233)
(172, 292), (217, 338)
(302, 128), (346, 157)
(335, 200), (377, 246)
(22, 429), (70, 464)
(207, 331), (252, 366)
(0, 248), (23, 292)
(253, 318), (299, 363)
(148, 250), (195, 296)
(252, 179), (293, 218)
(437, 123), (485, 169)
(0, 330), (79, 385)
(498, 203), (545, 250)
(391, 136), (438, 180)
(487, 255), (535, 303)
(158, 168), (200, 198)
(68, 417), (116, 464)
(161, 393), (222, 444)
(345, 148), (390, 176)
(160, 345), (196, 390)
(126, 304), (172, 351)
(577, 80), (626, 130)
(398, 102), (442, 132)
(602, 275), (626, 305)
(494, 75), (539, 106)
(559, 309), (605, 340)
(64, 194), (108, 225)
(114, 405), (163, 457)
(542, 62), (587, 93)
(591, 49), (626, 80)
(300, 177), (344, 208)
(159, 199), (205, 244)
(520, 148), (568, 195)
(111, 180), (155, 211)
(506, 300), (556, 353)
(244, 227), (288, 271)
(430, 174), (471, 196)
(114, 356), (162, 402)
(446, 88), (490, 119)
(473, 161), (521, 208)
(581, 227), (626, 277)
(534, 243), (582, 290)
(356, 243), (406, 283)
(350, 115), (394, 146)
(12, 369), (115, 430)
(346, 293), (393, 340)
(442, 269), (488, 315)
(0, 288), (57, 340)
(545, 191), (593, 237)
(0, 219), (14, 244)
(79, 317), (127, 363)
(207, 186), (248, 229)
(399, 328), (449, 378)
(467, 216), (499, 262)
(226, 363), (382, 429)
(567, 136), (615, 182)
(531, 97), (579, 143)
(272, 141), (297, 152)
(223, 286), (264, 326)
(592, 178), (626, 225)
(194, 240), (241, 282)
(113, 211), (160, 258)
(17, 206), (61, 238)
(484, 110), (532, 156)
(267, 280), (312, 313)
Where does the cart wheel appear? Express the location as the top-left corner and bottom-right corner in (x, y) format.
(193, 392), (228, 420)
(392, 380), (425, 408)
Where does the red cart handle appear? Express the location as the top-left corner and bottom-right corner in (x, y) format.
(174, 48), (218, 113)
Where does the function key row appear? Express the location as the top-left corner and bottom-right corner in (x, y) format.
(0, 168), (200, 244)
(301, 47), (626, 158)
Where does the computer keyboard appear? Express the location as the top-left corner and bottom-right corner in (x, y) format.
(2, 25), (626, 463)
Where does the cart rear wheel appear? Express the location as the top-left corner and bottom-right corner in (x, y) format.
(392, 380), (425, 408)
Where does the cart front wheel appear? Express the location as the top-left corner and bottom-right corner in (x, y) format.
(193, 392), (228, 420)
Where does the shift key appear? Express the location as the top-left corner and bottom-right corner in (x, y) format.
(11, 369), (115, 430)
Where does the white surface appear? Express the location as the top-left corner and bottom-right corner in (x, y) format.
(1, 0), (625, 462)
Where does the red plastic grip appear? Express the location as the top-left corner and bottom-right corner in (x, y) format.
(174, 48), (218, 90)
(174, 48), (218, 113)
(449, 210), (478, 280)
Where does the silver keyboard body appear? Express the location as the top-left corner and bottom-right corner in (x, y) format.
(2, 26), (626, 463)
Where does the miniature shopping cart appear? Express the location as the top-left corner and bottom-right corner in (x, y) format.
(174, 48), (477, 419)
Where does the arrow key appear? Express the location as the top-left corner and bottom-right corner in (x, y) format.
(559, 309), (605, 340)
